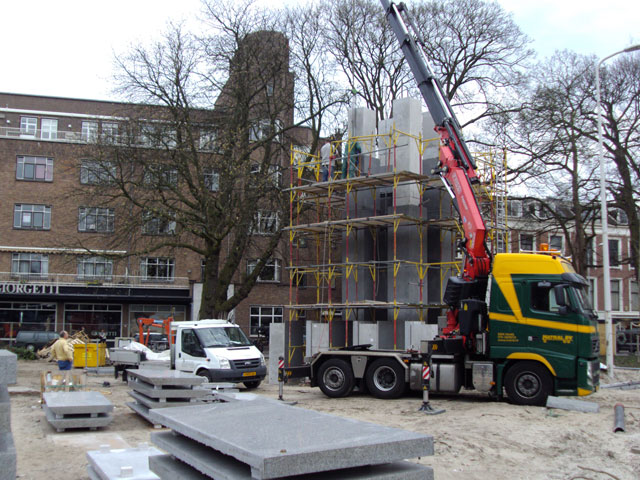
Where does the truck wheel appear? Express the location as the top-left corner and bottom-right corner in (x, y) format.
(244, 380), (261, 389)
(365, 358), (406, 399)
(504, 361), (552, 406)
(317, 358), (355, 398)
(196, 369), (213, 382)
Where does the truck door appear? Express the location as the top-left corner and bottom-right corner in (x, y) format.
(175, 328), (205, 373)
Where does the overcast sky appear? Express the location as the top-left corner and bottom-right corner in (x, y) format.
(2, 0), (638, 101)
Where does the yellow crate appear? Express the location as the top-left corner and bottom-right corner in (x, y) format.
(73, 343), (106, 368)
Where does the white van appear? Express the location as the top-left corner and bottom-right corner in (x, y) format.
(171, 319), (266, 389)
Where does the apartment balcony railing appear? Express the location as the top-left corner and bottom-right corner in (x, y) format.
(0, 272), (190, 289)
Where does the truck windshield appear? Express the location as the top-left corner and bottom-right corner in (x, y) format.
(572, 285), (595, 314)
(196, 327), (252, 348)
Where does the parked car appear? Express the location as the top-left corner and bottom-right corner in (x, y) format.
(15, 330), (59, 351)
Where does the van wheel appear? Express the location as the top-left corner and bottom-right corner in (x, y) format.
(244, 380), (261, 389)
(365, 358), (406, 399)
(504, 361), (552, 406)
(317, 358), (354, 398)
(196, 369), (213, 382)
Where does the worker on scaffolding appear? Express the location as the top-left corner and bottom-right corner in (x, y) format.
(342, 140), (361, 179)
(320, 142), (331, 182)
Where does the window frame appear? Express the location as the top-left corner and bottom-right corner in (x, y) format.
(247, 258), (281, 283)
(77, 256), (113, 281)
(610, 278), (622, 311)
(204, 169), (220, 192)
(81, 121), (99, 143)
(249, 305), (283, 336)
(142, 211), (176, 236)
(588, 277), (597, 311)
(11, 253), (48, 279)
(253, 210), (280, 235)
(16, 156), (53, 182)
(14, 204), (51, 230)
(78, 207), (115, 233)
(519, 233), (535, 252)
(549, 234), (563, 254)
(609, 238), (622, 269)
(20, 116), (37, 136)
(140, 257), (175, 282)
(40, 118), (58, 140)
(80, 159), (116, 185)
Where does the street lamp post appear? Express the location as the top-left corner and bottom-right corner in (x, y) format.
(595, 44), (640, 377)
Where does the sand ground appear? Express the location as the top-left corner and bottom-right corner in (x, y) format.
(9, 359), (640, 479)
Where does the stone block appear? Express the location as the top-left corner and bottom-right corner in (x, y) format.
(86, 445), (163, 480)
(0, 431), (16, 480)
(44, 405), (113, 432)
(128, 390), (201, 409)
(128, 378), (210, 399)
(0, 351), (17, 385)
(125, 401), (164, 428)
(149, 402), (433, 479)
(149, 454), (210, 480)
(151, 431), (433, 480)
(43, 391), (114, 416)
(0, 386), (11, 433)
(126, 368), (204, 387)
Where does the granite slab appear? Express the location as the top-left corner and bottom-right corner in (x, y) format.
(0, 351), (17, 386)
(128, 390), (201, 409)
(125, 401), (164, 428)
(0, 431), (16, 479)
(149, 454), (210, 480)
(149, 402), (433, 479)
(126, 368), (205, 387)
(0, 386), (11, 433)
(44, 405), (113, 432)
(128, 378), (210, 399)
(86, 446), (163, 480)
(151, 432), (433, 480)
(43, 391), (114, 415)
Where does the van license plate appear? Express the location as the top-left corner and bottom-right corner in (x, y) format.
(242, 371), (257, 377)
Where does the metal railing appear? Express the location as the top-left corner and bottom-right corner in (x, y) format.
(0, 272), (190, 289)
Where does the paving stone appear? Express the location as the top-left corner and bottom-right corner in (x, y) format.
(125, 401), (164, 428)
(149, 454), (210, 480)
(149, 402), (433, 479)
(151, 432), (433, 480)
(44, 405), (113, 432)
(126, 368), (205, 387)
(0, 386), (11, 433)
(43, 391), (114, 416)
(0, 431), (16, 480)
(0, 351), (17, 386)
(129, 390), (202, 409)
(86, 446), (163, 480)
(128, 378), (210, 399)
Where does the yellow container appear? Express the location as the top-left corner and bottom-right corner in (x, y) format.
(73, 343), (106, 368)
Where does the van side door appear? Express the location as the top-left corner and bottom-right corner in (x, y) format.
(175, 328), (205, 373)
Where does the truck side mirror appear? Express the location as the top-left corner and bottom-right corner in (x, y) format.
(554, 284), (571, 314)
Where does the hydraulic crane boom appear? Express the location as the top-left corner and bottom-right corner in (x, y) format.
(380, 0), (491, 283)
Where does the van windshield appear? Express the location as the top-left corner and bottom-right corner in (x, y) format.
(196, 327), (252, 348)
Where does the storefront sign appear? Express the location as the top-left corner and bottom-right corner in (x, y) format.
(0, 283), (59, 295)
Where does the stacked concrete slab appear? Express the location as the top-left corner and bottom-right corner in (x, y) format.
(126, 368), (209, 427)
(87, 444), (163, 480)
(147, 400), (434, 479)
(43, 391), (114, 432)
(0, 350), (17, 480)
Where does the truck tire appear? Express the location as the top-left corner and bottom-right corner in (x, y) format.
(365, 358), (406, 399)
(317, 358), (355, 398)
(244, 380), (261, 389)
(196, 369), (213, 382)
(504, 361), (552, 406)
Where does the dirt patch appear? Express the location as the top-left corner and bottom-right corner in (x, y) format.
(10, 359), (640, 479)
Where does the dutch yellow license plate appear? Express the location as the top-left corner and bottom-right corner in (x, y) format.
(242, 371), (257, 377)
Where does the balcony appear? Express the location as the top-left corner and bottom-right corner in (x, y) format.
(0, 272), (190, 290)
(0, 125), (119, 145)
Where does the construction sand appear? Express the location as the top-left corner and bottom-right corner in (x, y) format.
(10, 359), (640, 479)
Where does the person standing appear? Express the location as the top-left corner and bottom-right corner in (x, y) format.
(320, 142), (331, 182)
(51, 331), (74, 371)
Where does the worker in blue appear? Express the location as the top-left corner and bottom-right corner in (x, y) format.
(342, 141), (361, 179)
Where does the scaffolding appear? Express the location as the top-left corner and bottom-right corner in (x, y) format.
(285, 128), (507, 364)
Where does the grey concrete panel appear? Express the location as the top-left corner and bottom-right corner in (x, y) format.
(149, 402), (433, 479)
(87, 465), (101, 480)
(268, 322), (285, 384)
(86, 446), (163, 480)
(128, 390), (201, 409)
(44, 405), (113, 431)
(43, 391), (114, 415)
(128, 378), (209, 399)
(0, 351), (17, 386)
(149, 454), (211, 480)
(126, 368), (205, 387)
(152, 431), (434, 480)
(125, 401), (164, 428)
(0, 386), (11, 433)
(546, 396), (600, 413)
(0, 432), (16, 480)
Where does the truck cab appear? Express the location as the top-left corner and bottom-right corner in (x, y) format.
(172, 319), (266, 389)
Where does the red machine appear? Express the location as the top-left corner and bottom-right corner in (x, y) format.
(136, 317), (174, 347)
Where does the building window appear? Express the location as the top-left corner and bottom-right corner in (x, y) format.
(549, 235), (563, 254)
(141, 257), (175, 281)
(588, 278), (597, 311)
(631, 280), (639, 312)
(40, 118), (58, 140)
(12, 253), (48, 278)
(78, 257), (113, 280)
(80, 160), (116, 185)
(609, 239), (621, 267)
(251, 163), (282, 187)
(20, 116), (37, 136)
(14, 204), (51, 230)
(78, 207), (114, 233)
(247, 258), (281, 283)
(144, 166), (178, 188)
(519, 233), (534, 252)
(249, 119), (283, 142)
(508, 200), (522, 218)
(586, 238), (594, 266)
(249, 306), (283, 336)
(142, 211), (176, 235)
(16, 156), (53, 182)
(82, 121), (99, 142)
(204, 169), (219, 192)
(253, 211), (280, 235)
(199, 131), (218, 152)
(611, 279), (621, 311)
(102, 123), (119, 143)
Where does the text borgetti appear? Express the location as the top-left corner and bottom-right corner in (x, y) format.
(0, 283), (59, 295)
